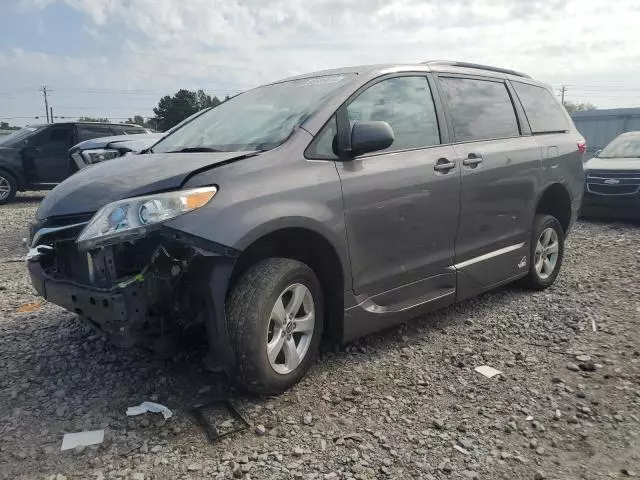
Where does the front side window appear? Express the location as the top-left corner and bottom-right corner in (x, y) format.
(0, 126), (45, 147)
(439, 77), (520, 142)
(32, 126), (73, 146)
(512, 82), (569, 134)
(153, 74), (355, 154)
(346, 76), (440, 153)
(306, 116), (338, 159)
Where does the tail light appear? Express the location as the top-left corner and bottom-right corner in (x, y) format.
(577, 141), (587, 154)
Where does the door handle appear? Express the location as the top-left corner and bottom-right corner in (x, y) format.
(434, 158), (456, 173)
(463, 154), (483, 167)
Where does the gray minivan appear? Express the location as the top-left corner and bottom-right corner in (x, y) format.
(27, 61), (585, 393)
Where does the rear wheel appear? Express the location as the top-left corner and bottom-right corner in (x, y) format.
(0, 171), (17, 205)
(520, 214), (565, 290)
(226, 258), (323, 394)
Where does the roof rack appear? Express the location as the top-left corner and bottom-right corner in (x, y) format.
(422, 60), (531, 79)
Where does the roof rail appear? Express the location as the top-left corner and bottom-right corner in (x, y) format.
(423, 60), (531, 79)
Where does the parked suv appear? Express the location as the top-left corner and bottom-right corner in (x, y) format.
(67, 108), (213, 173)
(0, 122), (149, 203)
(27, 62), (585, 394)
(68, 133), (163, 173)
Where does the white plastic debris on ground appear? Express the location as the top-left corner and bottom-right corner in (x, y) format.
(126, 401), (173, 420)
(61, 430), (105, 451)
(474, 365), (503, 379)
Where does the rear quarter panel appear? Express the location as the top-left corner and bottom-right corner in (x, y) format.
(537, 132), (585, 230)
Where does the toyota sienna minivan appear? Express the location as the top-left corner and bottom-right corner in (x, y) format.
(27, 61), (585, 393)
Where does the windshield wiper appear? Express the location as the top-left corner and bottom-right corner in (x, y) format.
(167, 147), (226, 153)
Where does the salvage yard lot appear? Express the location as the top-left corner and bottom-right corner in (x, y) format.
(1, 194), (639, 480)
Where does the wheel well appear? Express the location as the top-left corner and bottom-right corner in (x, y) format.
(536, 183), (572, 233)
(229, 228), (344, 342)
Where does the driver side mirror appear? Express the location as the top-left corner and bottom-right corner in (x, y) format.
(349, 121), (394, 157)
(594, 149), (602, 157)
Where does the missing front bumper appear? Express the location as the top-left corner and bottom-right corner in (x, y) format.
(29, 261), (151, 347)
(27, 228), (240, 363)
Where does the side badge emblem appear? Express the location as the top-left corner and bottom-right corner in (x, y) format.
(518, 256), (527, 269)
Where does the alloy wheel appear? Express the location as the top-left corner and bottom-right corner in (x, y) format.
(535, 227), (559, 280)
(266, 283), (315, 375)
(0, 175), (11, 201)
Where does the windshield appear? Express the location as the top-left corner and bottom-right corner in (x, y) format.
(152, 74), (354, 153)
(599, 135), (640, 158)
(0, 126), (45, 147)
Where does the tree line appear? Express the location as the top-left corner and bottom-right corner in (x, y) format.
(563, 101), (596, 113)
(71, 89), (229, 132)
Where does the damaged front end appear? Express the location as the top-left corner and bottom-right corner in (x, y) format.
(27, 214), (238, 361)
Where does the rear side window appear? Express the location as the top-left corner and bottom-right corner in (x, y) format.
(512, 82), (569, 134)
(111, 125), (146, 135)
(347, 76), (441, 153)
(439, 77), (520, 142)
(77, 125), (114, 143)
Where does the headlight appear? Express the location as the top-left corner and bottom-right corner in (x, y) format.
(76, 186), (217, 251)
(81, 148), (121, 165)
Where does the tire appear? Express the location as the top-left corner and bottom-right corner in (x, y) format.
(226, 258), (323, 395)
(0, 171), (17, 205)
(519, 214), (565, 290)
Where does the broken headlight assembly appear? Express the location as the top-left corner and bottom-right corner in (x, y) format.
(76, 186), (217, 251)
(82, 148), (121, 164)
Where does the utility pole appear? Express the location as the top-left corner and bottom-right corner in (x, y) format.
(41, 86), (50, 123)
(50, 107), (54, 124)
(560, 85), (567, 106)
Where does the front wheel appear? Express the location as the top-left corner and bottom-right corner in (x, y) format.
(226, 258), (323, 394)
(0, 171), (17, 205)
(520, 214), (565, 290)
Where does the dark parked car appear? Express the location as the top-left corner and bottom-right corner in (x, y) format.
(0, 122), (149, 203)
(69, 133), (163, 173)
(67, 109), (213, 173)
(582, 131), (640, 220)
(27, 61), (585, 393)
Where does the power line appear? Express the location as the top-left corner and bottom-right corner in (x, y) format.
(0, 116), (47, 120)
(0, 87), (244, 96)
(53, 106), (156, 111)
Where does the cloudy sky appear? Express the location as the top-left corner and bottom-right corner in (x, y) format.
(1, 0), (640, 126)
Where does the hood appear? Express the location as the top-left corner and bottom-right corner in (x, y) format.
(71, 133), (163, 153)
(37, 151), (256, 220)
(585, 156), (640, 171)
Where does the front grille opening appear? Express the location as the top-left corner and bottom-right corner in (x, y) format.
(39, 213), (94, 228)
(587, 169), (640, 179)
(588, 184), (639, 195)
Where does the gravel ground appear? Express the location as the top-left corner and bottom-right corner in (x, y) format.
(1, 193), (639, 480)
